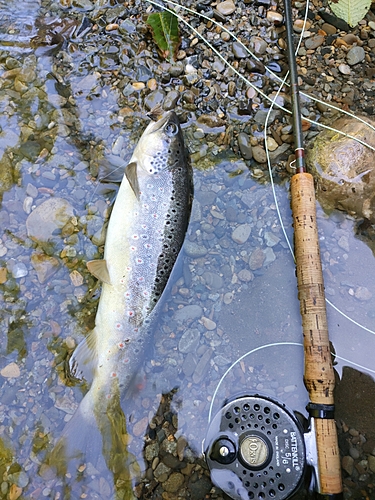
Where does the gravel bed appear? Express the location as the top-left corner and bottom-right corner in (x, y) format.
(1, 0), (375, 498)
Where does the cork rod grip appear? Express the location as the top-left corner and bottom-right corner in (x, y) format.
(290, 172), (342, 495)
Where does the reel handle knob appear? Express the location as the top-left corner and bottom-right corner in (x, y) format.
(210, 437), (237, 465)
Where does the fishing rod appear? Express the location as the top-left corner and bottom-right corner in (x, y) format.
(284, 0), (343, 494)
(203, 0), (343, 498)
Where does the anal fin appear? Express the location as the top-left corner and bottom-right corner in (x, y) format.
(69, 328), (98, 384)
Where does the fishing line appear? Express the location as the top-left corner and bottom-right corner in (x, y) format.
(208, 341), (303, 422)
(208, 340), (375, 423)
(149, 0), (375, 337)
(142, 0), (375, 370)
(145, 0), (375, 149)
(263, 4), (375, 338)
(160, 0), (375, 135)
(87, 162), (125, 205)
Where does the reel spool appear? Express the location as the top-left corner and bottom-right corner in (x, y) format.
(204, 394), (307, 500)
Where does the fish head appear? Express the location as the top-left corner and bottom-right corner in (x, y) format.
(133, 111), (186, 175)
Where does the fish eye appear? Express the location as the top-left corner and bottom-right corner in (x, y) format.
(165, 122), (179, 137)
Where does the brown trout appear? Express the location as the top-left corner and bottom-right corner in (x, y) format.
(54, 111), (192, 464)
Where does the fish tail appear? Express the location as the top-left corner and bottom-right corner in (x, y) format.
(48, 390), (100, 475)
(48, 389), (142, 493)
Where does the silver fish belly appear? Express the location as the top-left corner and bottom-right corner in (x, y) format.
(59, 111), (192, 455)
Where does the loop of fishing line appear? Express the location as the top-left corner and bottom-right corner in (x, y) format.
(208, 341), (375, 423)
(142, 0), (375, 406)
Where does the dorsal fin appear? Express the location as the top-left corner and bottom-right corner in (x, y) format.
(125, 162), (140, 200)
(87, 259), (111, 284)
(69, 328), (98, 384)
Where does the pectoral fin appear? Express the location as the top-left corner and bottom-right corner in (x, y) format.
(125, 161), (140, 200)
(69, 328), (98, 384)
(87, 259), (111, 284)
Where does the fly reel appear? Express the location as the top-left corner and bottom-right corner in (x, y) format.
(204, 394), (308, 500)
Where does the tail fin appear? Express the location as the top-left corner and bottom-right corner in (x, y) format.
(47, 389), (141, 497)
(48, 390), (101, 475)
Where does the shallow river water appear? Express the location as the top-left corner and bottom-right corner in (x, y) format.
(1, 1), (375, 499)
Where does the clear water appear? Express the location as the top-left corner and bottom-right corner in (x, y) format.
(0, 1), (375, 499)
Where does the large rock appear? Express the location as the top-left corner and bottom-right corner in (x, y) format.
(26, 197), (75, 242)
(306, 116), (375, 222)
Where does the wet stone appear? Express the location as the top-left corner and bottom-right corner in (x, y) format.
(232, 224), (251, 244)
(338, 235), (349, 252)
(304, 35), (325, 50)
(197, 114), (225, 128)
(238, 269), (253, 282)
(216, 0), (236, 15)
(162, 472), (185, 493)
(161, 438), (177, 455)
(26, 183), (38, 198)
(201, 317), (216, 330)
(154, 462), (171, 480)
(212, 8), (226, 22)
(202, 271), (223, 290)
(163, 90), (180, 111)
(252, 145), (267, 164)
(339, 63), (351, 75)
(195, 190), (217, 206)
(184, 241), (207, 258)
(354, 286), (372, 301)
(266, 137), (279, 152)
(9, 471), (28, 488)
(72, 0), (94, 9)
(30, 253), (60, 284)
(264, 231), (280, 247)
(266, 11), (283, 24)
(144, 89), (166, 110)
(249, 247), (265, 270)
(11, 262), (28, 279)
(368, 455), (375, 473)
(112, 135), (124, 156)
(306, 116), (375, 222)
(145, 443), (160, 461)
(250, 36), (268, 56)
(226, 205), (238, 222)
(169, 63), (184, 77)
(178, 329), (201, 354)
(342, 455), (354, 475)
(26, 198), (74, 242)
(192, 348), (213, 384)
(263, 247), (276, 265)
(1, 362), (21, 378)
(214, 355), (231, 366)
(162, 453), (182, 469)
(188, 475), (212, 500)
(174, 305), (203, 323)
(349, 447), (360, 459)
(347, 46), (365, 66)
(238, 132), (253, 160)
(254, 109), (280, 125)
(182, 353), (197, 377)
(232, 41), (248, 59)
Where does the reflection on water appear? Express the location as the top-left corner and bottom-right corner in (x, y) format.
(0, 1), (375, 499)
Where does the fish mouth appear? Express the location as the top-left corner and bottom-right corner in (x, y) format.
(145, 109), (179, 134)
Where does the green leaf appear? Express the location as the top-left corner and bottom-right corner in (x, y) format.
(146, 10), (180, 62)
(329, 0), (371, 27)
